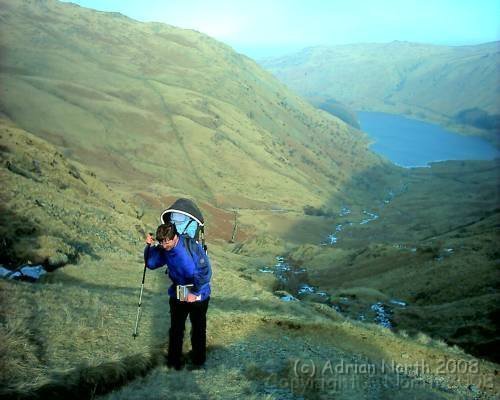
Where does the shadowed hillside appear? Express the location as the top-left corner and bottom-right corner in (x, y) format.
(261, 41), (500, 144)
(0, 0), (386, 211)
(288, 160), (500, 362)
(232, 156), (499, 366)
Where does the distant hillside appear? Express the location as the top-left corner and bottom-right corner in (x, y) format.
(261, 41), (500, 142)
(0, 0), (386, 211)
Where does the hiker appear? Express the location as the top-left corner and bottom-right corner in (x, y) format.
(145, 222), (211, 370)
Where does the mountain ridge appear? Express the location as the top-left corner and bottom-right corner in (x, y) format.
(0, 0), (386, 211)
(260, 41), (500, 143)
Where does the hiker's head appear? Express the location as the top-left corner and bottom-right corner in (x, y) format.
(156, 222), (178, 250)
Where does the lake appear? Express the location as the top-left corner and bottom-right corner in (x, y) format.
(358, 112), (499, 168)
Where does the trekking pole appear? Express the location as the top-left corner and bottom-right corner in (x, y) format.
(133, 242), (150, 338)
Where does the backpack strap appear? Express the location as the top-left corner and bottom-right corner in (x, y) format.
(199, 226), (207, 253)
(182, 234), (197, 260)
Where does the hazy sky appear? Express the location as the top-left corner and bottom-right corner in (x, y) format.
(62, 0), (499, 58)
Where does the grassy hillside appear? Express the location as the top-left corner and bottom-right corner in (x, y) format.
(1, 120), (499, 400)
(0, 0), (386, 211)
(261, 41), (500, 144)
(0, 118), (140, 267)
(1, 1), (499, 398)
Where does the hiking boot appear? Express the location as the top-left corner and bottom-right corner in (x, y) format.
(166, 358), (183, 371)
(186, 363), (206, 372)
(167, 363), (183, 371)
(187, 350), (205, 366)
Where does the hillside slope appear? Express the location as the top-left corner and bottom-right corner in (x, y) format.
(1, 121), (498, 400)
(282, 159), (500, 363)
(0, 118), (141, 267)
(261, 41), (500, 141)
(0, 0), (385, 211)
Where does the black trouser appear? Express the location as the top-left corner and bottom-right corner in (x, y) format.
(167, 296), (210, 368)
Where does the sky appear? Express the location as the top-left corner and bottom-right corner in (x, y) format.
(61, 0), (499, 58)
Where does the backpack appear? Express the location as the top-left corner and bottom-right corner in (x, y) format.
(160, 198), (207, 252)
(181, 234), (211, 293)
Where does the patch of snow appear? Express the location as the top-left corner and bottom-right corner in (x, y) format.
(281, 295), (298, 302)
(298, 284), (315, 295)
(20, 265), (47, 280)
(1, 265), (46, 281)
(371, 302), (392, 329)
(0, 266), (14, 278)
(327, 234), (338, 244)
(360, 210), (379, 225)
(389, 299), (407, 307)
(331, 304), (341, 312)
(339, 206), (351, 216)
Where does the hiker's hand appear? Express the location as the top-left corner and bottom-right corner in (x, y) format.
(186, 293), (201, 302)
(146, 233), (155, 245)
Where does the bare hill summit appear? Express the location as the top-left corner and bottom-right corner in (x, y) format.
(0, 0), (384, 210)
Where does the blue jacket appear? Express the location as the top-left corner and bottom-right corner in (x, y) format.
(144, 236), (211, 301)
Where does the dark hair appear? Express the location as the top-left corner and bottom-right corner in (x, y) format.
(156, 222), (177, 242)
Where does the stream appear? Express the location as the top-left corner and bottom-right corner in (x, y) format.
(260, 193), (413, 329)
(262, 255), (407, 330)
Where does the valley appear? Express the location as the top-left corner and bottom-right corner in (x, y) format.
(260, 42), (500, 146)
(0, 1), (498, 399)
(2, 121), (498, 398)
(243, 159), (499, 365)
